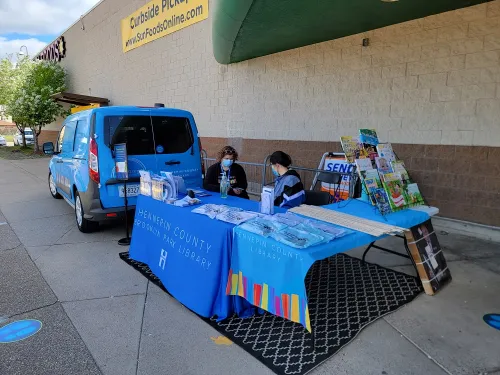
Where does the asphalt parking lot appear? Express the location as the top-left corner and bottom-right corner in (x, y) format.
(1, 157), (499, 375)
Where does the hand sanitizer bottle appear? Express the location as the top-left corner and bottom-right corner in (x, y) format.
(220, 172), (229, 199)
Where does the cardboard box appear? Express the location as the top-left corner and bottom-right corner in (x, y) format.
(404, 219), (452, 296)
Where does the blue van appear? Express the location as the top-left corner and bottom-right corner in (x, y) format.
(43, 105), (204, 233)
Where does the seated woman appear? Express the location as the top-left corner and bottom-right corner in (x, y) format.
(203, 146), (249, 199)
(270, 151), (305, 208)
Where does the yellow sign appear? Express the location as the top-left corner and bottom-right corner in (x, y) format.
(121, 0), (208, 53)
(71, 104), (100, 114)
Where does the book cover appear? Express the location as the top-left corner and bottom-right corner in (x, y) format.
(375, 156), (393, 173)
(359, 129), (379, 146)
(360, 169), (382, 205)
(381, 173), (407, 210)
(340, 136), (367, 163)
(376, 143), (396, 164)
(359, 129), (379, 161)
(362, 169), (381, 184)
(372, 188), (392, 215)
(391, 160), (410, 182)
(355, 158), (374, 173)
(406, 183), (425, 205)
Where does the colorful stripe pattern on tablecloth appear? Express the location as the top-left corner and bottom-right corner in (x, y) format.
(226, 269), (311, 331)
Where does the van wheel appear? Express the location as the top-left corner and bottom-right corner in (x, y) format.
(48, 172), (62, 199)
(75, 191), (99, 233)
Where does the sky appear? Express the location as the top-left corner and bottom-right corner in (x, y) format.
(0, 0), (101, 62)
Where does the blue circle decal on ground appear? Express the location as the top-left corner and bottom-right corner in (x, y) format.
(156, 145), (164, 153)
(0, 320), (42, 343)
(483, 314), (500, 330)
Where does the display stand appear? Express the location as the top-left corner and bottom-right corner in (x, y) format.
(118, 179), (131, 246)
(353, 150), (434, 286)
(114, 143), (132, 246)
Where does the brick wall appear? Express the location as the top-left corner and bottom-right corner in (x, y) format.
(38, 130), (59, 146)
(48, 0), (500, 226)
(202, 137), (500, 227)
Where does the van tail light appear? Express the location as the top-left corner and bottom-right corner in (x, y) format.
(198, 138), (205, 176)
(89, 138), (100, 184)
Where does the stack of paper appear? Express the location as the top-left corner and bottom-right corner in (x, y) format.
(216, 210), (258, 225)
(173, 196), (201, 207)
(260, 186), (275, 215)
(139, 170), (152, 196)
(192, 204), (232, 219)
(151, 177), (164, 201)
(159, 172), (177, 201)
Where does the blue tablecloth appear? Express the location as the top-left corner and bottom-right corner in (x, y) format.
(129, 194), (264, 319)
(228, 199), (430, 331)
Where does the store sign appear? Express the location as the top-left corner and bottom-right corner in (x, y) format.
(321, 153), (355, 202)
(121, 0), (208, 53)
(37, 37), (66, 62)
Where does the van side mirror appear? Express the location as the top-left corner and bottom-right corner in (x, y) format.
(43, 142), (55, 155)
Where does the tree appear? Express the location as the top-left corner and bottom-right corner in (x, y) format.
(1, 56), (36, 147)
(0, 58), (15, 105)
(16, 60), (68, 152)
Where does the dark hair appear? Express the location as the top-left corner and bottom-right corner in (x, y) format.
(217, 145), (239, 162)
(270, 151), (292, 168)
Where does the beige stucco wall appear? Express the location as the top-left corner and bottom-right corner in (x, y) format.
(46, 0), (500, 147)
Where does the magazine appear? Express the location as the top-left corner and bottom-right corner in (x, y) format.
(376, 143), (396, 164)
(359, 129), (379, 146)
(381, 173), (408, 210)
(340, 136), (367, 163)
(406, 183), (425, 205)
(372, 188), (392, 215)
(391, 160), (410, 182)
(375, 157), (393, 173)
(359, 129), (379, 160)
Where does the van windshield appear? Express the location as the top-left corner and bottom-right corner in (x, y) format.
(104, 115), (194, 155)
(24, 130), (33, 136)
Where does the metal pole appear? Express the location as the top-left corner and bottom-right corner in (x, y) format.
(118, 180), (131, 246)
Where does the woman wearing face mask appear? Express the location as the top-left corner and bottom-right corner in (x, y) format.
(270, 151), (305, 208)
(203, 146), (249, 199)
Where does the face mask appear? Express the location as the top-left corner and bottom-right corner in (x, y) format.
(272, 166), (280, 177)
(222, 159), (233, 167)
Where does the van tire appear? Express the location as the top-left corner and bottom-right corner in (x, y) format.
(48, 172), (62, 199)
(75, 191), (99, 233)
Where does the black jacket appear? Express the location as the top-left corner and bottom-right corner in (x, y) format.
(203, 162), (249, 199)
(273, 169), (306, 208)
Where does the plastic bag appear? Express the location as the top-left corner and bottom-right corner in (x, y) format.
(216, 210), (258, 225)
(239, 217), (287, 237)
(271, 227), (324, 249)
(192, 204), (233, 219)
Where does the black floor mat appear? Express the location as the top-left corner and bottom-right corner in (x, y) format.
(119, 252), (422, 375)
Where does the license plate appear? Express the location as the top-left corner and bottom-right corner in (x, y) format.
(118, 184), (140, 197)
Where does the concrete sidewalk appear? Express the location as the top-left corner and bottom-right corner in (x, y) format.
(0, 158), (499, 375)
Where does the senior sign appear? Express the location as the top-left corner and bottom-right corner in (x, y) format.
(121, 0), (208, 52)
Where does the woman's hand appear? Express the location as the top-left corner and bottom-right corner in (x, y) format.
(232, 188), (243, 195)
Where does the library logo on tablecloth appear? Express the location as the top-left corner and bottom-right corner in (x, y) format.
(159, 249), (168, 270)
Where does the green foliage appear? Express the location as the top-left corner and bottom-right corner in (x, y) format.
(1, 58), (68, 151)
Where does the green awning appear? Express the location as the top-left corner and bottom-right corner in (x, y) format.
(212, 0), (489, 64)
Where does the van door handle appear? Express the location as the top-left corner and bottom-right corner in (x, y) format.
(56, 160), (64, 164)
(165, 161), (181, 166)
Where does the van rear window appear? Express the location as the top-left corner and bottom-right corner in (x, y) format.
(104, 115), (193, 155)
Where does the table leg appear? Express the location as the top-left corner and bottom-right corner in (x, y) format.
(361, 235), (421, 285)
